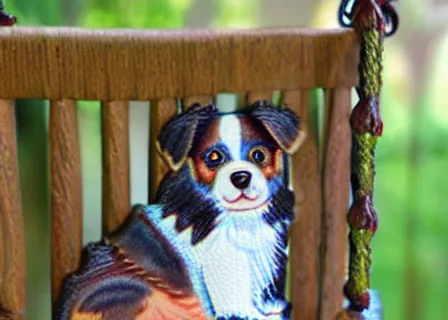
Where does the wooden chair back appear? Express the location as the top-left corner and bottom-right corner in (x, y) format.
(0, 27), (358, 320)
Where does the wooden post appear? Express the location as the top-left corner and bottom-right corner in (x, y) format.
(101, 101), (131, 236)
(319, 88), (352, 320)
(283, 90), (321, 320)
(49, 100), (83, 304)
(0, 101), (26, 319)
(148, 99), (178, 203)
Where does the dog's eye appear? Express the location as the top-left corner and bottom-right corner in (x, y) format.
(204, 149), (225, 168)
(249, 146), (270, 166)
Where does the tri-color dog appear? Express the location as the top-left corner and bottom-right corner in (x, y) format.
(56, 101), (305, 320)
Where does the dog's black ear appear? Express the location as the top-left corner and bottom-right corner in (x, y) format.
(156, 103), (218, 172)
(250, 100), (306, 155)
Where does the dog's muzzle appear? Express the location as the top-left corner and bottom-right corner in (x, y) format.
(211, 161), (270, 211)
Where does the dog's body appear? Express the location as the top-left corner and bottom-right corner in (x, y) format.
(55, 102), (305, 320)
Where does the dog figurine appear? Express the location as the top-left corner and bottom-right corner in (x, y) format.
(55, 101), (305, 320)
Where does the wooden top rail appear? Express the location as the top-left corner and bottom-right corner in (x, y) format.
(0, 27), (359, 100)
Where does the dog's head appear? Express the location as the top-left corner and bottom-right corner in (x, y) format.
(155, 101), (305, 243)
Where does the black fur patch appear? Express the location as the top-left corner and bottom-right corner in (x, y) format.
(155, 167), (222, 245)
(110, 205), (194, 293)
(78, 276), (149, 314)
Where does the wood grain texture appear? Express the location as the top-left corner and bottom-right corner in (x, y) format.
(182, 96), (214, 110)
(319, 88), (351, 320)
(320, 90), (332, 172)
(245, 91), (273, 105)
(101, 101), (130, 236)
(50, 100), (83, 303)
(283, 91), (321, 320)
(148, 99), (177, 203)
(0, 27), (358, 100)
(0, 101), (26, 319)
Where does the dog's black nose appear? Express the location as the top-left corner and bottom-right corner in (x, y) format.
(230, 171), (252, 190)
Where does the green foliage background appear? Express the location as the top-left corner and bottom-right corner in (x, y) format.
(7, 0), (448, 319)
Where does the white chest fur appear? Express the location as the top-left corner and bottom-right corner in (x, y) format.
(195, 212), (283, 318)
(151, 206), (288, 318)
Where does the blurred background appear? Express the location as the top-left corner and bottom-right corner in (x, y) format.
(6, 0), (448, 319)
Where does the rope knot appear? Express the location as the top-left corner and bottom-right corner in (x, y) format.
(350, 96), (383, 136)
(348, 194), (378, 234)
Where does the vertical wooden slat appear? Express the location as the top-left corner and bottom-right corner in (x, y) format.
(319, 88), (351, 320)
(283, 90), (321, 320)
(50, 100), (83, 303)
(0, 101), (26, 319)
(182, 96), (214, 110)
(148, 99), (177, 203)
(101, 101), (130, 236)
(245, 91), (273, 105)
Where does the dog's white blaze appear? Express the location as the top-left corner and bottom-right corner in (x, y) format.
(219, 115), (241, 160)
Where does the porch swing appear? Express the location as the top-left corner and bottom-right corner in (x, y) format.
(0, 0), (399, 319)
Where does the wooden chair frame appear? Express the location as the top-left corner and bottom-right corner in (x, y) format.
(0, 27), (359, 320)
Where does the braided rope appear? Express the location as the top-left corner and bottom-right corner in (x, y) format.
(345, 133), (378, 312)
(337, 0), (398, 317)
(353, 134), (377, 198)
(362, 29), (383, 97)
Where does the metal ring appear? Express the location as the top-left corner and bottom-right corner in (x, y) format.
(337, 0), (399, 37)
(338, 0), (355, 28)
